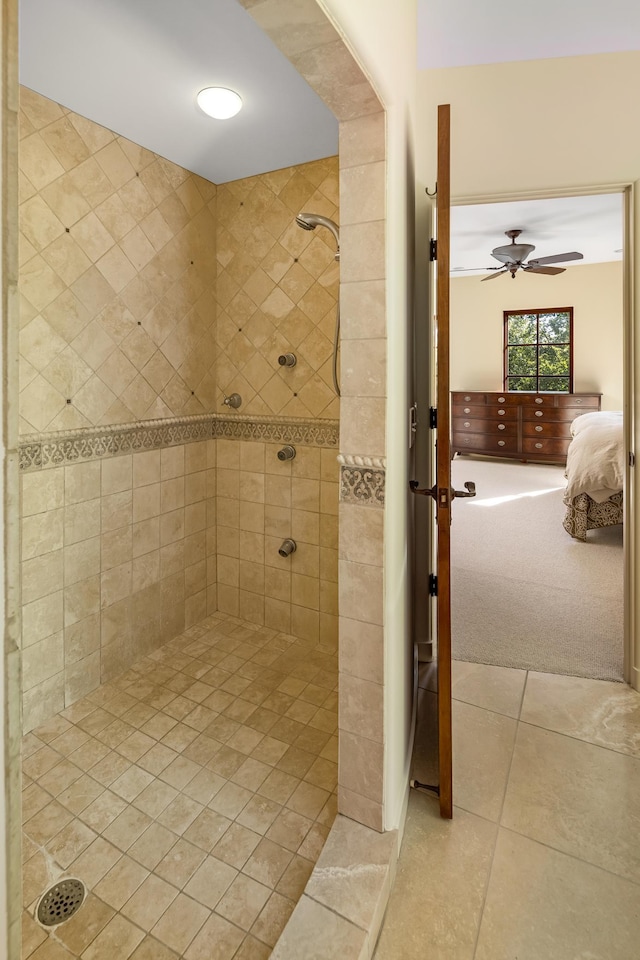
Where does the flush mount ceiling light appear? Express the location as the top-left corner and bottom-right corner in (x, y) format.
(196, 87), (242, 120)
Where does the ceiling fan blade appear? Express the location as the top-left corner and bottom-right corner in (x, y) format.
(481, 269), (508, 281)
(523, 265), (565, 275)
(527, 251), (583, 266)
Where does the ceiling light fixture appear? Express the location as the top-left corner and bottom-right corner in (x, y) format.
(196, 87), (242, 120)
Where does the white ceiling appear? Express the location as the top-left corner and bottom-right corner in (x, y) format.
(19, 0), (339, 184)
(418, 0), (640, 69)
(451, 193), (624, 277)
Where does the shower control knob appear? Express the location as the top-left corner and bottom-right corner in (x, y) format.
(277, 445), (296, 461)
(278, 353), (297, 367)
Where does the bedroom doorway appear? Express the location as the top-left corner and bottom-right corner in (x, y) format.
(448, 187), (631, 684)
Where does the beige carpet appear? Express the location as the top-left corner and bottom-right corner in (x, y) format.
(451, 456), (624, 681)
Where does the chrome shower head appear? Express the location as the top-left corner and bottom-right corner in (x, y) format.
(295, 212), (340, 260)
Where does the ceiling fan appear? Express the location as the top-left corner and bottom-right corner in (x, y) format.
(470, 229), (584, 280)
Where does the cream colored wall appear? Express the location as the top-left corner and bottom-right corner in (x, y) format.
(417, 52), (640, 197)
(418, 51), (640, 690)
(451, 261), (624, 410)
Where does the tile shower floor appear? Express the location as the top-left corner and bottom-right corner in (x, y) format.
(21, 613), (338, 960)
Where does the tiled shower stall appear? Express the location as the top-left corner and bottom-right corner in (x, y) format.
(19, 87), (340, 734)
(3, 0), (393, 954)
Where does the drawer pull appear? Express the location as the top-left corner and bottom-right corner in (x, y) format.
(498, 397), (505, 403)
(498, 424), (505, 430)
(575, 398), (583, 404)
(535, 442), (543, 449)
(498, 440), (506, 447)
(464, 421), (470, 428)
(464, 395), (471, 401)
(535, 425), (543, 432)
(464, 407), (471, 413)
(535, 397), (543, 404)
(498, 409), (505, 416)
(463, 438), (470, 444)
(535, 411), (543, 417)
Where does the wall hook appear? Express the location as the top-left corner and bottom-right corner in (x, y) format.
(425, 183), (437, 197)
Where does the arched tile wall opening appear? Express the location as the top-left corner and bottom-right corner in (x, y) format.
(238, 0), (388, 832)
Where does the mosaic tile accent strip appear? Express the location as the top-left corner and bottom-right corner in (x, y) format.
(19, 414), (340, 470)
(340, 466), (385, 507)
(215, 415), (338, 447)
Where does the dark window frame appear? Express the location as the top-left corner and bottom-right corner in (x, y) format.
(503, 307), (574, 393)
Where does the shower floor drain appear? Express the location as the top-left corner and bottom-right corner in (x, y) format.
(37, 879), (85, 927)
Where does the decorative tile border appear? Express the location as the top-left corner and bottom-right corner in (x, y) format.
(338, 455), (386, 507)
(19, 414), (339, 471)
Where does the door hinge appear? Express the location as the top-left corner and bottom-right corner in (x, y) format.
(428, 573), (438, 596)
(630, 452), (635, 467)
(429, 407), (437, 429)
(409, 404), (418, 447)
(429, 238), (437, 261)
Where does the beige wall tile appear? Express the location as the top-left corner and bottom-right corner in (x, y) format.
(340, 397), (386, 458)
(22, 632), (64, 690)
(339, 618), (383, 685)
(339, 730), (383, 804)
(23, 674), (65, 733)
(22, 468), (64, 516)
(64, 499), (101, 545)
(65, 461), (101, 504)
(21, 507), (63, 559)
(338, 559), (383, 626)
(340, 162), (385, 226)
(22, 591), (63, 647)
(339, 112), (385, 169)
(64, 537), (100, 587)
(339, 503), (383, 565)
(339, 675), (383, 743)
(22, 549), (63, 604)
(19, 89), (217, 434)
(337, 786), (383, 832)
(133, 450), (160, 487)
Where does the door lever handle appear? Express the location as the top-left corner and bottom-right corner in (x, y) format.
(409, 480), (436, 498)
(453, 481), (476, 499)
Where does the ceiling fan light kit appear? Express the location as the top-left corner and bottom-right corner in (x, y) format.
(479, 229), (584, 281)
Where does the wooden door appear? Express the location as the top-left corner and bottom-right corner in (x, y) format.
(411, 104), (460, 818)
(434, 103), (453, 819)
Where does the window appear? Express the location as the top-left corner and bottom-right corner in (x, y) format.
(503, 307), (573, 392)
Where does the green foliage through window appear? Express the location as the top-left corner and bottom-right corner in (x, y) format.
(504, 308), (573, 392)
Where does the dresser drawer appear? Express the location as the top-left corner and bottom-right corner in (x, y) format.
(486, 404), (518, 420)
(452, 392), (487, 405)
(517, 393), (557, 407)
(453, 432), (518, 454)
(452, 403), (489, 418)
(521, 406), (581, 423)
(522, 420), (573, 439)
(453, 417), (518, 436)
(555, 394), (601, 410)
(522, 437), (570, 457)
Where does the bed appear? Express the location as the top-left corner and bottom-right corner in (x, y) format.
(563, 411), (624, 541)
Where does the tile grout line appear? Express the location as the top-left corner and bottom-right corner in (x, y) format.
(498, 822), (640, 890)
(469, 668), (530, 959)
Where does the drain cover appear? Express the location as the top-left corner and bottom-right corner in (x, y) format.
(37, 879), (85, 926)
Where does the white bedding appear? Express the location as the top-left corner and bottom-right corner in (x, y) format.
(564, 411), (624, 503)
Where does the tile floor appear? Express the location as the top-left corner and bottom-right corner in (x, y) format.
(375, 660), (640, 960)
(21, 613), (338, 960)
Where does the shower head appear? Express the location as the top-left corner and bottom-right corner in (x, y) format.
(295, 212), (340, 260)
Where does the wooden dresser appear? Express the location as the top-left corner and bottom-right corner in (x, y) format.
(451, 391), (602, 464)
